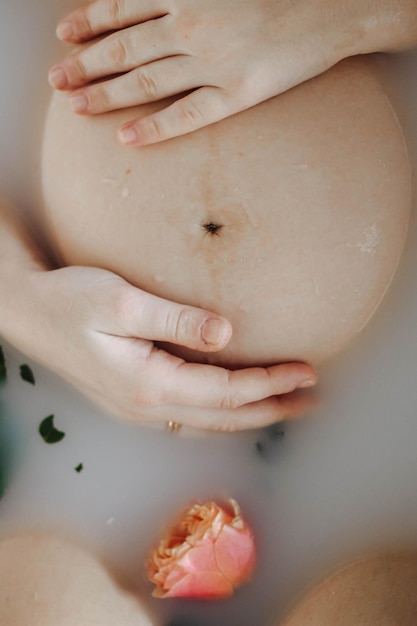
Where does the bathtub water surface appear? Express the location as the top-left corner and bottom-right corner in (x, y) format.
(1, 3), (417, 626)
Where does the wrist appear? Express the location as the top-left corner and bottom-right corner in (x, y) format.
(0, 264), (45, 348)
(0, 201), (50, 348)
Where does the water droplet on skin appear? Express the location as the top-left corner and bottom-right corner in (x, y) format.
(121, 187), (130, 199)
(154, 274), (165, 283)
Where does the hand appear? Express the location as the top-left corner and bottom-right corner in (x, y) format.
(48, 0), (370, 146)
(16, 266), (316, 432)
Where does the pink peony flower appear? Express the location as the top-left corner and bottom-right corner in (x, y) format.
(146, 499), (256, 599)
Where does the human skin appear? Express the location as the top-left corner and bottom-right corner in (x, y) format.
(50, 0), (417, 145)
(40, 57), (410, 386)
(1, 539), (416, 626)
(0, 200), (315, 431)
(279, 553), (417, 625)
(1, 1), (413, 432)
(0, 2), (414, 429)
(0, 532), (158, 626)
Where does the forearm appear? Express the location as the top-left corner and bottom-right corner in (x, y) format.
(0, 199), (49, 342)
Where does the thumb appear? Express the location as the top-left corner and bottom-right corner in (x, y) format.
(118, 286), (232, 352)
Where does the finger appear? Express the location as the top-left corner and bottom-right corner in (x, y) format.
(57, 0), (169, 43)
(87, 382), (316, 431)
(118, 87), (236, 146)
(147, 353), (317, 409)
(49, 20), (173, 90)
(69, 56), (205, 115)
(103, 287), (232, 352)
(161, 391), (317, 432)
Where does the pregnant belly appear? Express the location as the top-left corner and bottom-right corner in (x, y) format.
(40, 57), (411, 368)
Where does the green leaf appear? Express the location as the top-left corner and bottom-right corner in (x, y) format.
(255, 441), (268, 459)
(0, 346), (7, 382)
(75, 463), (83, 473)
(39, 415), (66, 444)
(255, 423), (286, 460)
(20, 364), (35, 385)
(267, 423), (285, 440)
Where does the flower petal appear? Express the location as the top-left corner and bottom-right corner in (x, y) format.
(146, 499), (256, 599)
(179, 542), (218, 573)
(215, 524), (256, 585)
(159, 564), (187, 590)
(164, 571), (234, 599)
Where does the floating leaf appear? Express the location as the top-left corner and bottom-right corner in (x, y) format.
(75, 463), (83, 473)
(0, 346), (6, 382)
(255, 422), (286, 460)
(20, 364), (35, 385)
(267, 423), (285, 440)
(39, 415), (65, 444)
(255, 441), (268, 459)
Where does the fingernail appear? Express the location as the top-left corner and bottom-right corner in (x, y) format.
(70, 93), (88, 113)
(49, 66), (68, 89)
(298, 376), (317, 389)
(201, 319), (228, 346)
(118, 126), (138, 145)
(56, 21), (74, 41)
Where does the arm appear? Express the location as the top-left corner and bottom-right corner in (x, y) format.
(48, 0), (417, 146)
(0, 200), (50, 344)
(0, 200), (316, 431)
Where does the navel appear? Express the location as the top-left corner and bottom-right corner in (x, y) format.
(202, 221), (223, 237)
